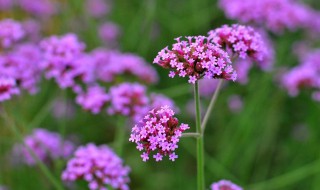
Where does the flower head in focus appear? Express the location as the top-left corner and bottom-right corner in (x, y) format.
(153, 36), (236, 84)
(62, 143), (130, 190)
(129, 105), (190, 162)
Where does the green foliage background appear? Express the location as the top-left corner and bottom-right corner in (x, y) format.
(1, 0), (320, 189)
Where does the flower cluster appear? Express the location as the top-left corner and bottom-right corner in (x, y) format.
(98, 22), (121, 46)
(210, 180), (243, 190)
(0, 43), (42, 100)
(93, 49), (158, 84)
(39, 33), (87, 90)
(129, 105), (189, 162)
(282, 49), (320, 101)
(153, 36), (236, 84)
(107, 83), (149, 121)
(219, 0), (320, 34)
(85, 0), (111, 18)
(18, 0), (57, 17)
(76, 86), (110, 114)
(62, 143), (130, 190)
(14, 128), (75, 166)
(208, 24), (272, 69)
(0, 76), (19, 102)
(0, 19), (25, 48)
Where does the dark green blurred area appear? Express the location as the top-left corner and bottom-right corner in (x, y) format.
(1, 0), (320, 190)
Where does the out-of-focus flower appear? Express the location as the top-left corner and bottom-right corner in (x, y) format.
(14, 128), (75, 166)
(76, 86), (110, 114)
(219, 0), (320, 34)
(62, 143), (130, 190)
(282, 49), (320, 100)
(154, 36), (236, 84)
(0, 43), (42, 94)
(18, 0), (57, 17)
(228, 95), (243, 113)
(199, 79), (221, 97)
(93, 49), (158, 84)
(22, 19), (41, 42)
(107, 83), (149, 121)
(0, 0), (13, 10)
(85, 0), (111, 18)
(98, 22), (121, 46)
(40, 33), (87, 91)
(210, 179), (243, 190)
(0, 76), (19, 102)
(149, 93), (178, 113)
(129, 105), (189, 162)
(0, 19), (25, 49)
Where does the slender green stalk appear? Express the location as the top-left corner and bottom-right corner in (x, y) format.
(181, 132), (201, 138)
(1, 107), (64, 190)
(201, 80), (223, 132)
(194, 81), (205, 190)
(114, 117), (127, 156)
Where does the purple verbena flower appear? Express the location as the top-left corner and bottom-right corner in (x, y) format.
(129, 105), (190, 162)
(0, 19), (25, 48)
(62, 143), (130, 190)
(153, 36), (236, 83)
(0, 76), (19, 102)
(0, 0), (13, 10)
(85, 0), (111, 18)
(98, 22), (121, 46)
(40, 33), (87, 90)
(76, 86), (110, 114)
(107, 83), (149, 121)
(14, 128), (75, 166)
(93, 49), (158, 84)
(208, 24), (272, 69)
(18, 0), (57, 17)
(219, 0), (320, 34)
(210, 180), (243, 190)
(282, 49), (320, 100)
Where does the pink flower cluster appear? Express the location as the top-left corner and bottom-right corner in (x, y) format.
(85, 0), (111, 18)
(39, 33), (87, 91)
(0, 43), (42, 101)
(98, 22), (121, 46)
(208, 24), (272, 69)
(129, 105), (189, 162)
(62, 143), (130, 190)
(18, 0), (57, 17)
(76, 86), (110, 114)
(14, 128), (75, 166)
(207, 25), (274, 85)
(0, 76), (19, 102)
(282, 49), (320, 101)
(107, 83), (149, 121)
(210, 180), (243, 190)
(153, 36), (236, 84)
(0, 19), (25, 48)
(219, 0), (320, 34)
(93, 49), (158, 84)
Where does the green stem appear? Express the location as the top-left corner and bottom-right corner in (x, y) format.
(201, 80), (223, 132)
(194, 81), (205, 190)
(114, 117), (127, 156)
(1, 107), (64, 190)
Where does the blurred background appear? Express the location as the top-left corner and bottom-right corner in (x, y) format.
(1, 0), (320, 189)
